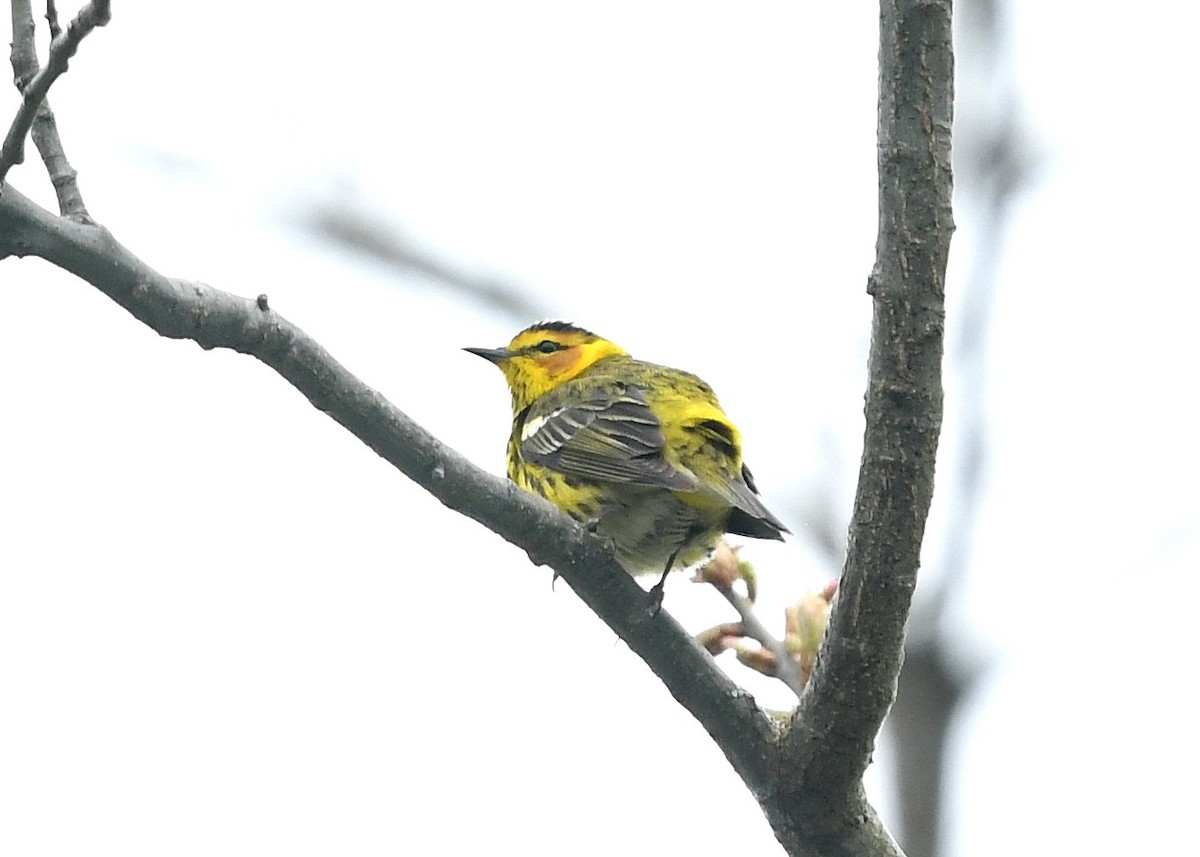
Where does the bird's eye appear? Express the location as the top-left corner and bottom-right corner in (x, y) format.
(536, 340), (562, 354)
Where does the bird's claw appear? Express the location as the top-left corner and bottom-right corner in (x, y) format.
(646, 581), (666, 617)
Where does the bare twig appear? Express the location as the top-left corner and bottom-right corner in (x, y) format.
(0, 0), (110, 189)
(45, 0), (62, 40)
(714, 583), (806, 697)
(692, 542), (807, 696)
(26, 87), (90, 220)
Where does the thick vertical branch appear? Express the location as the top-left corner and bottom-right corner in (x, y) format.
(768, 0), (953, 851)
(889, 0), (1027, 853)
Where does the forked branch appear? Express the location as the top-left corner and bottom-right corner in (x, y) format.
(0, 1), (953, 854)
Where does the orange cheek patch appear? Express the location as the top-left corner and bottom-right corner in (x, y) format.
(543, 347), (582, 378)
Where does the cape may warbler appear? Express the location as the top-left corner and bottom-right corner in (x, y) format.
(466, 321), (788, 582)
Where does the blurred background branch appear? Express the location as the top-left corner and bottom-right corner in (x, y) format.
(304, 200), (545, 322)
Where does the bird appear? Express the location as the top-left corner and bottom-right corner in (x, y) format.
(465, 321), (788, 598)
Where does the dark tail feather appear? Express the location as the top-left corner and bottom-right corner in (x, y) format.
(726, 507), (788, 541)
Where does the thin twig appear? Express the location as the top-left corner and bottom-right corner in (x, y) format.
(27, 96), (90, 221)
(8, 0), (39, 92)
(714, 584), (806, 697)
(0, 0), (110, 187)
(3, 0), (101, 219)
(46, 0), (62, 40)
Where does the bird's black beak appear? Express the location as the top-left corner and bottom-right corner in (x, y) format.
(463, 346), (513, 365)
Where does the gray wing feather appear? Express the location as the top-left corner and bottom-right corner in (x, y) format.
(520, 386), (698, 491)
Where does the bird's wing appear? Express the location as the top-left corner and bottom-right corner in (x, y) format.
(519, 384), (699, 492)
(673, 416), (791, 539)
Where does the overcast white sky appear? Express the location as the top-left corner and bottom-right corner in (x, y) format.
(2, 3), (1197, 855)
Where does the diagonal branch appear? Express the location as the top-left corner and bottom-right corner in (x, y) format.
(0, 182), (778, 801)
(1, 0), (110, 191)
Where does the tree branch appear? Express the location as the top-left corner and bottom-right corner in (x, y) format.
(768, 0), (953, 849)
(889, 0), (1028, 851)
(714, 581), (807, 697)
(45, 0), (62, 40)
(1, 0), (109, 205)
(0, 181), (780, 801)
(693, 543), (809, 697)
(1, 0), (954, 852)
